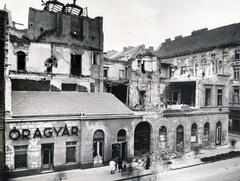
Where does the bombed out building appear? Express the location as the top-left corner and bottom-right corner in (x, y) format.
(2, 1), (143, 178)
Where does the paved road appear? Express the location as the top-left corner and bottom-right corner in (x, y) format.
(156, 157), (240, 181)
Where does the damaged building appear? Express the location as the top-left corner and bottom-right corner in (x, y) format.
(1, 1), (142, 178)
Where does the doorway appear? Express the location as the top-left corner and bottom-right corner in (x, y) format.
(93, 130), (104, 166)
(41, 143), (54, 171)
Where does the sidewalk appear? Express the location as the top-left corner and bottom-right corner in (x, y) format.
(10, 141), (240, 181)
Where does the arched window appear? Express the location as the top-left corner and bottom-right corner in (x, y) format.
(159, 126), (167, 149)
(17, 51), (26, 71)
(216, 121), (222, 145)
(176, 125), (184, 144)
(93, 130), (104, 166)
(117, 129), (126, 142)
(191, 123), (198, 143)
(203, 122), (210, 142)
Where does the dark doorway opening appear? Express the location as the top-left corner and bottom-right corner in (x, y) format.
(41, 143), (54, 171)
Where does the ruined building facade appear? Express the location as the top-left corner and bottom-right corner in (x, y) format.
(5, 2), (104, 115)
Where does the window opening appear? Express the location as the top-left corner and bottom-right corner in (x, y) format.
(14, 145), (28, 169)
(191, 123), (197, 143)
(203, 122), (210, 142)
(119, 70), (125, 79)
(139, 90), (146, 106)
(233, 89), (240, 103)
(205, 88), (211, 106)
(217, 89), (223, 106)
(66, 141), (77, 163)
(234, 66), (240, 79)
(103, 67), (108, 78)
(92, 52), (99, 65)
(71, 54), (82, 76)
(17, 51), (26, 71)
(181, 66), (186, 75)
(234, 50), (240, 60)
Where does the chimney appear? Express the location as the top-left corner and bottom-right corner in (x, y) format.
(149, 46), (154, 53)
(192, 28), (208, 35)
(165, 38), (171, 43)
(175, 35), (182, 40)
(123, 47), (128, 51)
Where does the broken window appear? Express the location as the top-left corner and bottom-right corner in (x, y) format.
(172, 91), (180, 104)
(17, 51), (26, 72)
(205, 88), (211, 106)
(218, 60), (223, 74)
(191, 123), (198, 143)
(103, 67), (108, 77)
(92, 52), (99, 65)
(62, 83), (77, 91)
(139, 90), (146, 106)
(70, 54), (82, 76)
(181, 66), (186, 75)
(234, 50), (240, 60)
(203, 122), (210, 142)
(233, 66), (240, 79)
(119, 70), (125, 79)
(217, 89), (223, 106)
(137, 59), (145, 73)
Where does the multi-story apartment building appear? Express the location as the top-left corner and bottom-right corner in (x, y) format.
(154, 23), (240, 137)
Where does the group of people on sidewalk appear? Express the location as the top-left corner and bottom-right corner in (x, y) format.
(109, 157), (123, 174)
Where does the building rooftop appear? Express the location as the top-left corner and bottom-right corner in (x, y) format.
(154, 22), (240, 59)
(11, 91), (133, 117)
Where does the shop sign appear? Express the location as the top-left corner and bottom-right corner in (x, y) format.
(9, 125), (79, 140)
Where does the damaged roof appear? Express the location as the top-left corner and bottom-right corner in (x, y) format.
(154, 22), (240, 59)
(11, 91), (133, 117)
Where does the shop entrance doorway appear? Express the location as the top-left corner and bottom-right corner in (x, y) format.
(41, 143), (54, 171)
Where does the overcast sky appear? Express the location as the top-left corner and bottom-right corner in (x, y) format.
(1, 0), (240, 52)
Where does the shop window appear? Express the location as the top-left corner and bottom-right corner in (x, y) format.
(205, 88), (211, 106)
(14, 145), (28, 169)
(71, 54), (82, 76)
(234, 66), (240, 79)
(66, 141), (77, 163)
(203, 122), (210, 142)
(217, 89), (223, 106)
(191, 123), (198, 143)
(119, 70), (125, 79)
(103, 67), (108, 77)
(234, 50), (240, 60)
(92, 52), (99, 65)
(17, 51), (26, 72)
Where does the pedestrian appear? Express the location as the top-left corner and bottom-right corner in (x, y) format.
(115, 156), (118, 171)
(145, 156), (150, 170)
(109, 160), (116, 174)
(230, 139), (236, 149)
(118, 157), (123, 172)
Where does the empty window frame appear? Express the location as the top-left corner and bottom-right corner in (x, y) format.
(139, 90), (146, 106)
(62, 83), (77, 91)
(70, 54), (82, 76)
(92, 52), (99, 65)
(205, 88), (211, 106)
(17, 51), (26, 71)
(191, 123), (198, 143)
(234, 66), (240, 79)
(119, 70), (125, 79)
(203, 122), (210, 142)
(217, 89), (223, 106)
(103, 67), (108, 77)
(181, 66), (187, 75)
(14, 145), (28, 169)
(234, 50), (240, 60)
(66, 141), (77, 163)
